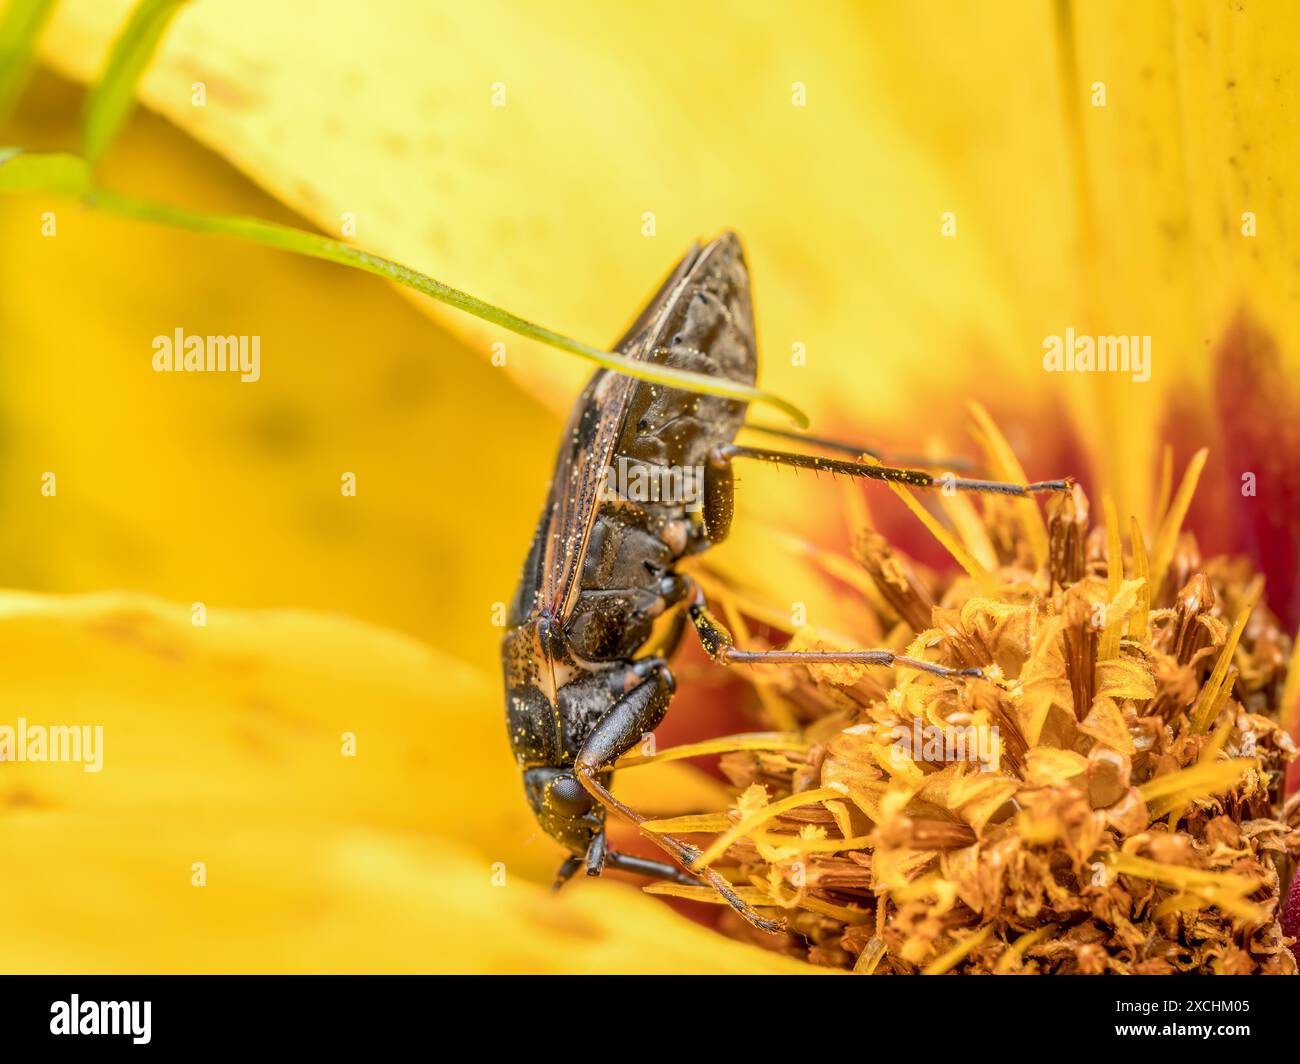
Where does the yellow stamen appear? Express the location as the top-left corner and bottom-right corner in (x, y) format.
(864, 453), (996, 593)
(922, 924), (995, 975)
(641, 813), (734, 834)
(1149, 448), (1208, 601)
(752, 828), (875, 856)
(692, 786), (842, 870)
(853, 936), (887, 974)
(840, 475), (873, 541)
(1105, 853), (1263, 904)
(1138, 758), (1253, 817)
(936, 491), (999, 572)
(993, 925), (1056, 974)
(1191, 581), (1262, 734)
(1138, 757), (1252, 802)
(617, 732), (810, 768)
(967, 400), (1049, 570)
(1151, 444), (1173, 533)
(1127, 515), (1150, 641)
(1098, 495), (1124, 659)
(1167, 716), (1236, 829)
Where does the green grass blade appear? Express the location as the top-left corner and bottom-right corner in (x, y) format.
(89, 187), (805, 423)
(82, 0), (189, 164)
(0, 147), (92, 193)
(0, 147), (806, 423)
(0, 0), (58, 123)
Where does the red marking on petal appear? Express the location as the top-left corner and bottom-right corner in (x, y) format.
(1283, 864), (1300, 949)
(1212, 312), (1300, 632)
(656, 638), (757, 774)
(1202, 312), (1300, 793)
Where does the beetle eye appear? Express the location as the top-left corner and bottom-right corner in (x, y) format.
(549, 776), (592, 816)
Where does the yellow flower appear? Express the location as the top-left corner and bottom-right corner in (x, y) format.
(674, 475), (1296, 972)
(0, 0), (1297, 972)
(0, 592), (814, 972)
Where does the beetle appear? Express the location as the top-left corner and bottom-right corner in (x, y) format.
(502, 232), (1069, 931)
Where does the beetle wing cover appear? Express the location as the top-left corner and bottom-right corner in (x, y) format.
(536, 241), (704, 620)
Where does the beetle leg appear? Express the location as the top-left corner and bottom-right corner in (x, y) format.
(584, 829), (608, 876)
(603, 850), (699, 886)
(741, 422), (979, 473)
(552, 855), (583, 892)
(686, 588), (982, 679)
(556, 841), (696, 893)
(572, 667), (672, 830)
(558, 842), (697, 889)
(702, 441), (1069, 542)
(573, 664), (785, 934)
(715, 443), (1069, 495)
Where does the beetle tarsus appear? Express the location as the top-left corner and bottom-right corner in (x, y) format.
(552, 856), (583, 893)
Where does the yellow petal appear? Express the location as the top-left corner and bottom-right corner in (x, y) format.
(30, 0), (1300, 618)
(0, 814), (817, 973)
(0, 590), (722, 881)
(0, 89), (557, 665)
(34, 0), (1085, 487)
(0, 589), (793, 971)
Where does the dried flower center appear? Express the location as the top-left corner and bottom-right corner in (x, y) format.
(641, 443), (1298, 974)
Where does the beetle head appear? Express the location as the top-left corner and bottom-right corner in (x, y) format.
(521, 764), (604, 856)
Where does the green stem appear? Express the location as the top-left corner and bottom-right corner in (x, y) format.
(0, 0), (58, 123)
(82, 0), (190, 164)
(87, 186), (808, 425)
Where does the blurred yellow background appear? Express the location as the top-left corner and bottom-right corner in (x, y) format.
(0, 0), (1297, 972)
